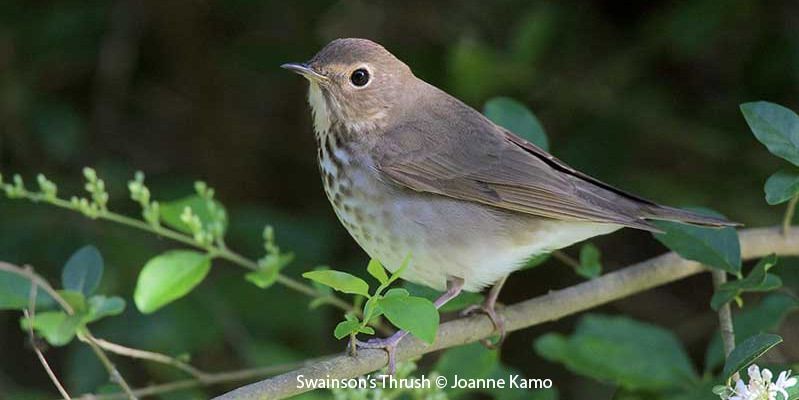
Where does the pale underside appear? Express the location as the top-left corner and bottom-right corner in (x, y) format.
(308, 82), (621, 292)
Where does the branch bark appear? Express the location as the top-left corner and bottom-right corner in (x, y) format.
(215, 227), (799, 400)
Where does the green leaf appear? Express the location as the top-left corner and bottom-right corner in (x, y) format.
(577, 243), (602, 279)
(379, 293), (439, 344)
(61, 245), (103, 296)
(362, 295), (383, 322)
(301, 270), (370, 297)
(20, 311), (82, 346)
(334, 319), (361, 339)
(160, 195), (227, 235)
(85, 295), (125, 323)
(244, 253), (293, 289)
(366, 259), (389, 285)
(721, 333), (783, 381)
(134, 250), (212, 314)
(57, 290), (87, 314)
(386, 253), (412, 286)
(534, 314), (696, 391)
(483, 97), (549, 151)
(653, 208), (741, 274)
(705, 293), (799, 372)
(740, 102), (799, 167)
(0, 270), (55, 310)
(765, 169), (799, 205)
(710, 254), (780, 310)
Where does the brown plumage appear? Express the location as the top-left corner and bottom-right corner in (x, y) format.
(283, 38), (737, 368)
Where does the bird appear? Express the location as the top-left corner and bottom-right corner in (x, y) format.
(282, 38), (736, 372)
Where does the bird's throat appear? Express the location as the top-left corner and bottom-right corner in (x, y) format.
(307, 82), (331, 136)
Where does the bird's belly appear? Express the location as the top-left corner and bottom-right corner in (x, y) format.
(320, 151), (619, 292)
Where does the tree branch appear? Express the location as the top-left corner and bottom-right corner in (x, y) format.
(215, 227), (799, 400)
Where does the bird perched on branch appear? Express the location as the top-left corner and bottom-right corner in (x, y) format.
(283, 38), (736, 373)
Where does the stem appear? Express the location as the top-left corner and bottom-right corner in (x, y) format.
(79, 331), (138, 400)
(217, 226), (799, 400)
(24, 282), (72, 400)
(89, 337), (210, 381)
(36, 195), (355, 314)
(71, 357), (324, 400)
(712, 270), (738, 382)
(783, 194), (798, 236)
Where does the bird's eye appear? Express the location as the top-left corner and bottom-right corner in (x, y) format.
(350, 68), (370, 87)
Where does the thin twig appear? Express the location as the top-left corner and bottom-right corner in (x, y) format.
(783, 194), (798, 236)
(712, 269), (738, 381)
(69, 357), (330, 400)
(24, 275), (73, 400)
(89, 337), (210, 381)
(0, 262), (75, 314)
(15, 191), (356, 315)
(215, 227), (799, 400)
(78, 332), (138, 400)
(1, 262), (137, 399)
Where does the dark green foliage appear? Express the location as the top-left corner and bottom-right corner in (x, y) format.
(653, 209), (741, 274)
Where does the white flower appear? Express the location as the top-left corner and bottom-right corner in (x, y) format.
(720, 364), (798, 400)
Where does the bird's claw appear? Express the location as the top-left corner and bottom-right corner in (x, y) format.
(461, 303), (506, 349)
(351, 333), (404, 375)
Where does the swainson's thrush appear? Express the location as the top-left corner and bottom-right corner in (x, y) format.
(283, 38), (735, 371)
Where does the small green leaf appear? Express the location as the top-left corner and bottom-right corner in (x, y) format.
(362, 295), (383, 322)
(245, 268), (278, 289)
(334, 319), (361, 339)
(366, 259), (389, 285)
(61, 245), (103, 296)
(86, 295), (126, 323)
(483, 97), (549, 151)
(534, 314), (696, 391)
(379, 294), (439, 344)
(244, 253), (294, 289)
(358, 326), (375, 335)
(704, 293), (799, 372)
(710, 254), (780, 310)
(741, 102), (799, 167)
(57, 290), (87, 314)
(134, 250), (212, 314)
(386, 253), (412, 286)
(765, 169), (799, 205)
(301, 270), (370, 297)
(160, 195), (227, 235)
(577, 243), (602, 279)
(0, 271), (55, 310)
(653, 208), (741, 274)
(721, 333), (783, 381)
(20, 311), (83, 346)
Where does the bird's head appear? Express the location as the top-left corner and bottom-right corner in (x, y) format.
(282, 38), (414, 135)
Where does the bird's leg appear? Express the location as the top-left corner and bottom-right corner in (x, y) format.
(461, 275), (508, 349)
(355, 277), (465, 374)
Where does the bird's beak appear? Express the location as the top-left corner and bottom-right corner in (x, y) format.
(281, 62), (328, 83)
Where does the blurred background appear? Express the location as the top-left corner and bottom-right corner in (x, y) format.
(1, 0), (798, 398)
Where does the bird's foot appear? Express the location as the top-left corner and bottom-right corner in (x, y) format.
(353, 330), (407, 375)
(461, 303), (505, 349)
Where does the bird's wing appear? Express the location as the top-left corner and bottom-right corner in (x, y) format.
(375, 95), (658, 231)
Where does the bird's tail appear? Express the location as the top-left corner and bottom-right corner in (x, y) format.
(641, 205), (741, 228)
